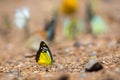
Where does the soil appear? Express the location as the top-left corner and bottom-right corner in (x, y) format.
(0, 0), (120, 80)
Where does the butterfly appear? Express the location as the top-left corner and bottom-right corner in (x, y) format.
(44, 11), (58, 41)
(35, 41), (53, 66)
(60, 0), (78, 15)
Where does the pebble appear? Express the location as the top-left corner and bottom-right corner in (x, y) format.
(51, 67), (56, 72)
(88, 51), (97, 57)
(86, 41), (94, 48)
(102, 60), (108, 64)
(64, 47), (74, 53)
(58, 64), (64, 70)
(84, 59), (103, 72)
(7, 60), (14, 65)
(73, 41), (81, 48)
(44, 74), (51, 78)
(58, 75), (69, 80)
(9, 70), (21, 76)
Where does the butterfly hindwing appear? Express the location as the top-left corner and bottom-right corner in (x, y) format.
(35, 41), (53, 65)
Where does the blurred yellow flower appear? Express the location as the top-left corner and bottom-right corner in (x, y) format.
(60, 0), (78, 15)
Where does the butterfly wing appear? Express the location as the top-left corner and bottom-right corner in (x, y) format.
(35, 41), (53, 65)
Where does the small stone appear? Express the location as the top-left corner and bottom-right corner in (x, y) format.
(88, 51), (97, 58)
(33, 71), (39, 73)
(73, 41), (81, 48)
(9, 70), (20, 76)
(73, 69), (80, 72)
(102, 60), (108, 64)
(45, 68), (49, 72)
(58, 64), (64, 70)
(58, 75), (69, 80)
(51, 67), (56, 72)
(7, 60), (14, 65)
(44, 74), (52, 78)
(64, 47), (74, 53)
(85, 41), (94, 48)
(84, 59), (103, 72)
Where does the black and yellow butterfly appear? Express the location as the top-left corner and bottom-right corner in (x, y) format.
(35, 41), (53, 66)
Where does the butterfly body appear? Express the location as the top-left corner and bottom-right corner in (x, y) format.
(35, 41), (53, 66)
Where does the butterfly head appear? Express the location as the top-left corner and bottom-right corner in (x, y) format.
(40, 41), (48, 51)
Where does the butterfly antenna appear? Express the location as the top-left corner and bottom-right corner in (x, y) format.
(25, 54), (36, 58)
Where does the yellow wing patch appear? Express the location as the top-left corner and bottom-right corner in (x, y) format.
(38, 52), (52, 65)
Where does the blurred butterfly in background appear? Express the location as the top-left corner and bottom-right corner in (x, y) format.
(86, 1), (107, 35)
(26, 11), (58, 51)
(14, 7), (30, 29)
(44, 10), (58, 41)
(63, 18), (79, 39)
(35, 41), (53, 66)
(60, 0), (78, 15)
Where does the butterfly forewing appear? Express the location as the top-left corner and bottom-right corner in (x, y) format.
(35, 41), (53, 65)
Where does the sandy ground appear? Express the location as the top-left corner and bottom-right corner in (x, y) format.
(0, 0), (120, 80)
